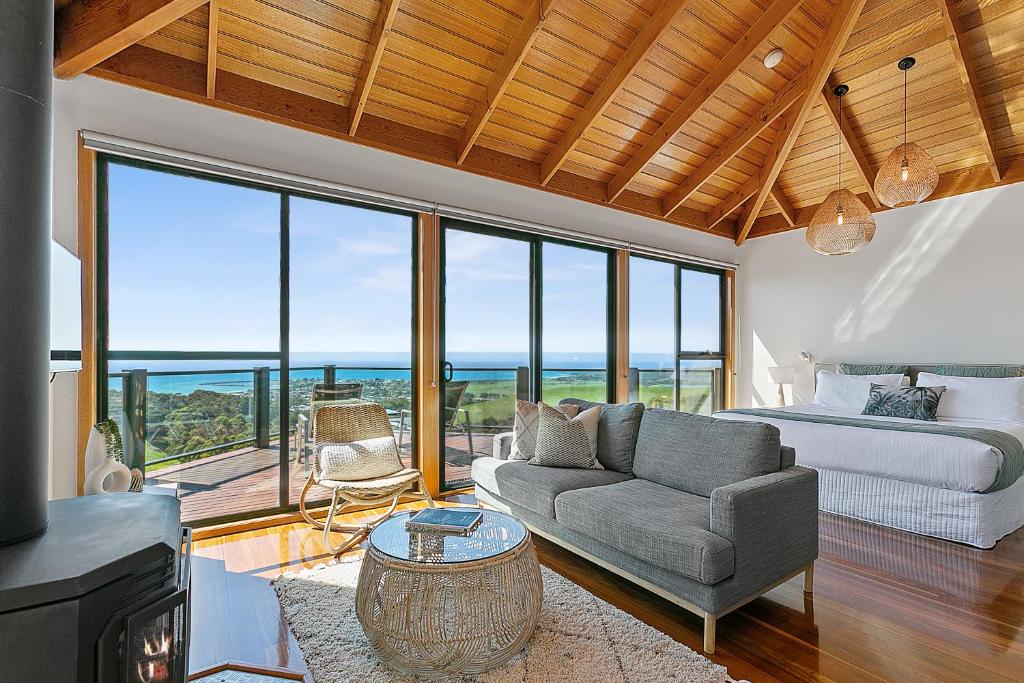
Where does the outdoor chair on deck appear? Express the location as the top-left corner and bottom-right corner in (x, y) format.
(396, 379), (474, 456)
(299, 402), (434, 555)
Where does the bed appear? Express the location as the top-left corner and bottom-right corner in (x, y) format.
(718, 364), (1024, 548)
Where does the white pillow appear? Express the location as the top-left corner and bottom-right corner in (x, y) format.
(812, 370), (907, 412)
(916, 372), (1024, 422)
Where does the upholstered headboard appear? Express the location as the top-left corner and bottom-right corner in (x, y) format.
(813, 363), (1024, 385)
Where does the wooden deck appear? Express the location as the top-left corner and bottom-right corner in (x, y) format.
(150, 434), (492, 523)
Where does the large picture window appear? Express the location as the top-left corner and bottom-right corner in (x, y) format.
(98, 157), (415, 524)
(629, 255), (726, 415)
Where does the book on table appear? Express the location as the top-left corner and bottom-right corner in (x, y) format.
(406, 508), (483, 535)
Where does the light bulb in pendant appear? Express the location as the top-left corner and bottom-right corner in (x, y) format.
(901, 158), (909, 182)
(836, 205), (844, 225)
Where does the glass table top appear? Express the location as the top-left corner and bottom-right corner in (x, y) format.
(368, 509), (528, 564)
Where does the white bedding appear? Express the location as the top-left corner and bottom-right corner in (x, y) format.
(718, 404), (1024, 493)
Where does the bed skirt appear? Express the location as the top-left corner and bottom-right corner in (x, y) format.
(818, 468), (1024, 548)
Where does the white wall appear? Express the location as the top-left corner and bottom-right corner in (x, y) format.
(736, 181), (1024, 408)
(48, 75), (740, 498)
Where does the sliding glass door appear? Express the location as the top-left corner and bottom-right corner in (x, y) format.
(439, 223), (534, 489)
(99, 155), (417, 525)
(439, 221), (615, 490)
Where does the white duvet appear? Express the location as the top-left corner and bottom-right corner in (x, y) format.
(717, 404), (1024, 493)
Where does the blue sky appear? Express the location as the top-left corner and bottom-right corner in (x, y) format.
(108, 163), (720, 361)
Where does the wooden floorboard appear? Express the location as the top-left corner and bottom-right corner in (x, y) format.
(189, 500), (1024, 682)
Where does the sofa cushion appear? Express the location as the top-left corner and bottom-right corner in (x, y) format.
(554, 479), (734, 584)
(633, 409), (782, 498)
(558, 398), (644, 474)
(471, 457), (632, 519)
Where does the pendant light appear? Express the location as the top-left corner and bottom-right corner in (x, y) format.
(874, 57), (938, 207)
(806, 85), (875, 256)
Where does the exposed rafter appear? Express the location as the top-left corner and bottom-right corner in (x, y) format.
(458, 0), (562, 164)
(733, 0), (869, 245)
(54, 0), (208, 78)
(748, 156), (1024, 237)
(817, 86), (881, 207)
(348, 0), (401, 137)
(539, 0), (694, 185)
(661, 71), (808, 216)
(704, 166), (761, 231)
(769, 182), (796, 226)
(606, 0), (804, 202)
(935, 0), (1002, 181)
(206, 0), (219, 99)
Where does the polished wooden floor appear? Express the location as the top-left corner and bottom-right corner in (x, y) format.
(190, 500), (1024, 682)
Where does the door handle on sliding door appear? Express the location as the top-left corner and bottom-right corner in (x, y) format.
(443, 361), (454, 383)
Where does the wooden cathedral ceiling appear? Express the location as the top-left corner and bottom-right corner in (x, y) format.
(55, 0), (1024, 243)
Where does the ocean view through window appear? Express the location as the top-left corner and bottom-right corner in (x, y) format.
(97, 155), (730, 522)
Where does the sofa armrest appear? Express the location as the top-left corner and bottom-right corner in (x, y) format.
(710, 466), (818, 585)
(492, 432), (514, 460)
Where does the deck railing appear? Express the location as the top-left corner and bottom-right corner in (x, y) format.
(108, 363), (719, 472)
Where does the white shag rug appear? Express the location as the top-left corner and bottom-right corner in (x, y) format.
(273, 558), (740, 683)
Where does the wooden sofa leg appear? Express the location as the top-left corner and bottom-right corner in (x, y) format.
(804, 561), (815, 594)
(703, 611), (716, 654)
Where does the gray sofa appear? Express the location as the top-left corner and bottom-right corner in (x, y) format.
(471, 399), (818, 654)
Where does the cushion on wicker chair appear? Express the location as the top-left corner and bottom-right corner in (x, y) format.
(320, 468), (423, 502)
(316, 436), (403, 482)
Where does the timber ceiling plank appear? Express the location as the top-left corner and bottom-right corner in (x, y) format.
(935, 0), (1002, 181)
(538, 0), (695, 186)
(349, 0), (402, 135)
(55, 0), (209, 78)
(457, 0), (564, 164)
(606, 0), (805, 202)
(733, 0), (870, 245)
(816, 85), (881, 207)
(206, 0), (219, 99)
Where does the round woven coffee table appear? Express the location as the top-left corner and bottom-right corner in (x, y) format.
(355, 509), (542, 679)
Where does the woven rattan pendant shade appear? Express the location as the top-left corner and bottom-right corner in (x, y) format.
(806, 189), (875, 255)
(874, 142), (938, 207)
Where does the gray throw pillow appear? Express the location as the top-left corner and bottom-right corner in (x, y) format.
(558, 398), (644, 473)
(838, 363), (910, 376)
(509, 400), (580, 461)
(529, 403), (602, 469)
(933, 365), (1024, 378)
(862, 384), (945, 421)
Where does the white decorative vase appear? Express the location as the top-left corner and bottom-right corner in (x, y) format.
(84, 455), (132, 495)
(83, 421), (131, 495)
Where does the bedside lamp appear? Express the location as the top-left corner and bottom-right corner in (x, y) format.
(768, 366), (795, 407)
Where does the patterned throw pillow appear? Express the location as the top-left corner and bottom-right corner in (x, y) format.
(530, 402), (602, 469)
(862, 383), (946, 421)
(838, 363), (910, 376)
(509, 400), (580, 461)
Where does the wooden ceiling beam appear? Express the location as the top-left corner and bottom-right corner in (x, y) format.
(935, 0), (1002, 181)
(606, 0), (804, 202)
(348, 0), (401, 136)
(747, 154), (1024, 238)
(54, 0), (207, 78)
(457, 0), (562, 164)
(706, 175), (760, 231)
(734, 0), (869, 245)
(817, 85), (880, 207)
(661, 71), (808, 216)
(88, 44), (736, 241)
(206, 0), (219, 99)
(539, 0), (694, 186)
(769, 182), (796, 226)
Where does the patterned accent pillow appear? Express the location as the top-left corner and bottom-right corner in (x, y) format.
(529, 403), (602, 469)
(862, 384), (946, 421)
(509, 400), (580, 461)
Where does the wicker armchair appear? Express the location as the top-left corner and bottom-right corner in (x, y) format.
(299, 402), (434, 555)
(294, 383), (364, 465)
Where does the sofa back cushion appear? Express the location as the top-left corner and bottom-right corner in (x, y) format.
(558, 398), (644, 474)
(633, 409), (782, 497)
